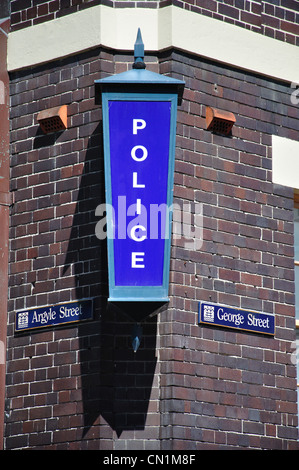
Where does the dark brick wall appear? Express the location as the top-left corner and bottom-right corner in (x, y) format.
(6, 44), (299, 449)
(159, 50), (299, 449)
(6, 50), (163, 450)
(10, 0), (299, 46)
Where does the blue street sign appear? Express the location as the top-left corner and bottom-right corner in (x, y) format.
(199, 301), (275, 335)
(101, 93), (179, 302)
(15, 300), (93, 332)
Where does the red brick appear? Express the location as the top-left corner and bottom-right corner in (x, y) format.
(241, 10), (261, 26)
(281, 20), (299, 35)
(53, 403), (77, 417)
(241, 273), (262, 287)
(218, 3), (240, 20)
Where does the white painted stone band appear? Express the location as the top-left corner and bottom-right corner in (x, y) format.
(7, 4), (299, 84)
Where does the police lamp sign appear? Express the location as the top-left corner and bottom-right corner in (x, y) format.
(199, 301), (275, 335)
(101, 95), (178, 302)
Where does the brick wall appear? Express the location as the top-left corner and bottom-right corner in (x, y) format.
(6, 49), (161, 450)
(158, 50), (299, 449)
(10, 0), (299, 46)
(6, 31), (299, 450)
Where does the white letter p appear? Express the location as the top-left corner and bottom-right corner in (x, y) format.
(133, 119), (146, 134)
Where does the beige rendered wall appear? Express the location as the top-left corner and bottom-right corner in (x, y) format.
(7, 4), (299, 85)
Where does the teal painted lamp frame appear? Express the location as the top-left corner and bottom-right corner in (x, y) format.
(95, 30), (185, 302)
(102, 92), (178, 302)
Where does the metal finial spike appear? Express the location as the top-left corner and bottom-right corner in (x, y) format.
(131, 324), (143, 353)
(133, 28), (146, 69)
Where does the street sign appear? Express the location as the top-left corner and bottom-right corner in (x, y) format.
(199, 301), (275, 335)
(15, 300), (93, 332)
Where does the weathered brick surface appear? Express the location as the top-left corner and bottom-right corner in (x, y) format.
(158, 50), (299, 450)
(6, 50), (161, 450)
(10, 0), (299, 46)
(6, 25), (299, 451)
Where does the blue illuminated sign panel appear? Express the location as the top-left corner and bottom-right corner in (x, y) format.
(199, 301), (275, 335)
(101, 94), (178, 302)
(15, 300), (93, 332)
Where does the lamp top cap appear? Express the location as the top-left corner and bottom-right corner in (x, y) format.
(94, 28), (185, 103)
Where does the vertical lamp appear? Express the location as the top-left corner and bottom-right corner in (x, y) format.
(95, 29), (185, 303)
